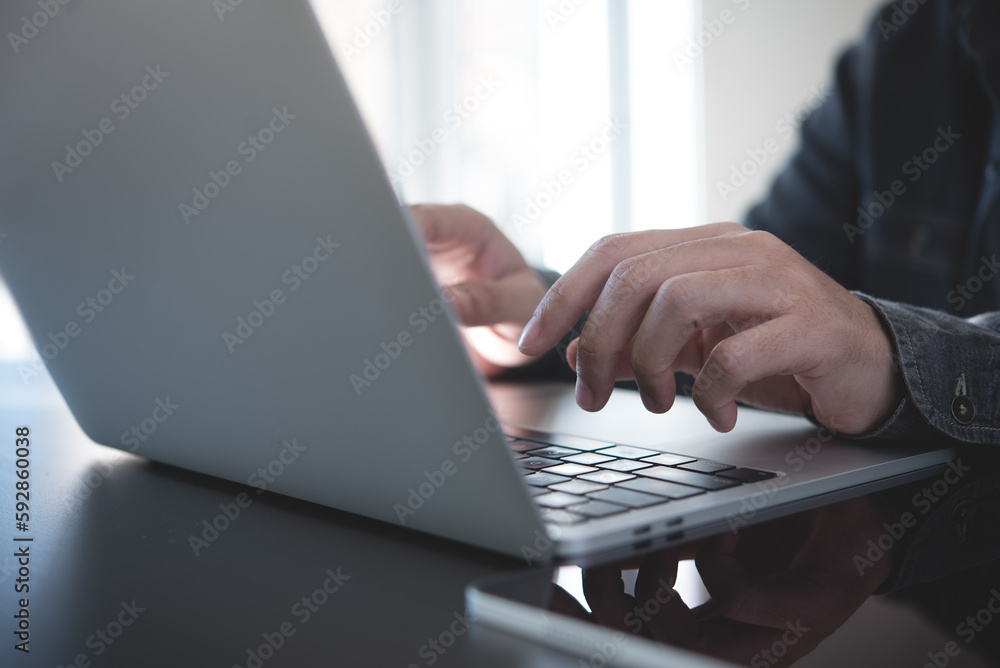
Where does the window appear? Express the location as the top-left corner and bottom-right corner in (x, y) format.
(314, 0), (703, 271)
(0, 0), (703, 363)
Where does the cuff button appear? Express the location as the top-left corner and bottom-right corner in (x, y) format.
(951, 395), (975, 424)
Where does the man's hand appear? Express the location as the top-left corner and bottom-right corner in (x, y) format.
(517, 223), (903, 434)
(409, 204), (547, 377)
(581, 496), (895, 667)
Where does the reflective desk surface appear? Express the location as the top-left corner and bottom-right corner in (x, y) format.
(0, 366), (987, 668)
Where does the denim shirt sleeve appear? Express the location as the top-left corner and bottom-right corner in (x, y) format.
(842, 293), (1000, 592)
(852, 293), (1000, 445)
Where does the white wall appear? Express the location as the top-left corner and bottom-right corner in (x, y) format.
(702, 0), (885, 223)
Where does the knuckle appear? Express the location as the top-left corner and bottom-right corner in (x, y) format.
(655, 276), (699, 319)
(630, 345), (670, 380)
(589, 232), (632, 259)
(575, 334), (603, 365)
(746, 229), (788, 256)
(608, 257), (652, 293)
(540, 279), (571, 311)
(713, 590), (752, 620)
(712, 339), (749, 378)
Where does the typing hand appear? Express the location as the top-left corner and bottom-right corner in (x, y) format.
(409, 204), (547, 377)
(517, 224), (903, 434)
(582, 496), (894, 667)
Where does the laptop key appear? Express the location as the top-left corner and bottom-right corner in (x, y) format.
(526, 446), (581, 458)
(523, 472), (571, 487)
(535, 492), (587, 508)
(587, 488), (667, 508)
(619, 478), (704, 499)
(562, 452), (615, 466)
(544, 463), (600, 477)
(539, 508), (586, 525)
(637, 466), (740, 490)
(677, 460), (735, 474)
(597, 459), (652, 472)
(569, 500), (628, 518)
(718, 467), (778, 483)
(549, 480), (608, 495)
(506, 438), (544, 452)
(538, 434), (617, 452)
(595, 445), (660, 460)
(521, 456), (562, 470)
(641, 453), (697, 467)
(527, 486), (549, 496)
(579, 470), (636, 485)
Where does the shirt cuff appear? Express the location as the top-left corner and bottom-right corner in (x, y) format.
(851, 292), (1000, 445)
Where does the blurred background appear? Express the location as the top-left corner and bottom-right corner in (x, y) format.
(0, 0), (880, 364)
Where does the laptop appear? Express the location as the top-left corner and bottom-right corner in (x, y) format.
(0, 0), (957, 565)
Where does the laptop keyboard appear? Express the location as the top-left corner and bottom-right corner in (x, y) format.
(506, 434), (777, 526)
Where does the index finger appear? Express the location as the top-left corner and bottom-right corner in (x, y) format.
(409, 203), (490, 249)
(518, 223), (745, 356)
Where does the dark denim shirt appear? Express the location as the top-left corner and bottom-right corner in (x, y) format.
(525, 0), (1000, 593)
(742, 0), (1000, 592)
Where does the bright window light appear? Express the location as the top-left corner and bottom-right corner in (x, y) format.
(314, 0), (703, 272)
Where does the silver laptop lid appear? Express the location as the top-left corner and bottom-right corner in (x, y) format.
(0, 0), (544, 557)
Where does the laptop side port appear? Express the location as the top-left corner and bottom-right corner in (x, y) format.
(665, 531), (685, 542)
(633, 525), (651, 536)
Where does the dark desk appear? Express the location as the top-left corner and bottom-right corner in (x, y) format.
(0, 366), (987, 668)
(0, 372), (594, 668)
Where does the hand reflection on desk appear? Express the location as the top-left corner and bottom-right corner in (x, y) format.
(550, 496), (893, 667)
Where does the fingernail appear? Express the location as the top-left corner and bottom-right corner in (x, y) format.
(576, 380), (595, 410)
(518, 316), (540, 351)
(449, 288), (472, 321)
(638, 389), (659, 413)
